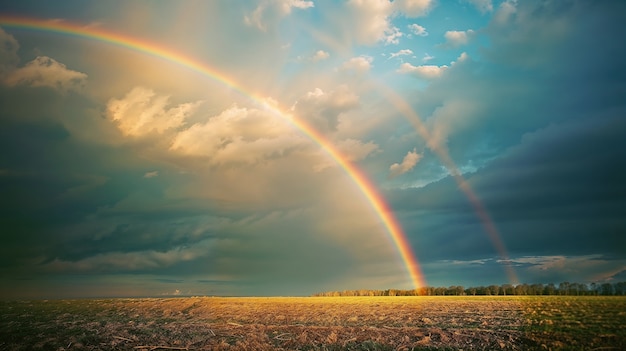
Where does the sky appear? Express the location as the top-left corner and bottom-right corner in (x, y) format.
(0, 0), (624, 299)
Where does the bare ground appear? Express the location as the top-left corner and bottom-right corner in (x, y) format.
(1, 296), (624, 350)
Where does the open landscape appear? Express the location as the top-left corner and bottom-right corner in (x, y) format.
(2, 296), (625, 350)
(1, 2), (625, 351)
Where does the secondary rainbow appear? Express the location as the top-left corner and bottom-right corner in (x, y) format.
(0, 16), (426, 289)
(378, 83), (519, 285)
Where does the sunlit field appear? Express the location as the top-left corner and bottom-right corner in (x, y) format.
(1, 296), (624, 350)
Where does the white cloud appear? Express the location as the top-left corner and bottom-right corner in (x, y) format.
(464, 0), (493, 14)
(170, 104), (303, 165)
(342, 0), (432, 46)
(346, 0), (394, 45)
(453, 52), (469, 64)
(408, 23), (428, 36)
(422, 53), (435, 62)
(341, 55), (373, 73)
(397, 62), (448, 79)
(3, 56), (87, 92)
(494, 0), (517, 24)
(143, 171), (159, 178)
(389, 49), (413, 60)
(284, 0), (315, 10)
(337, 138), (379, 162)
(245, 0), (314, 31)
(393, 0), (434, 17)
(107, 87), (202, 137)
(389, 148), (422, 177)
(384, 26), (403, 45)
(314, 138), (380, 172)
(292, 86), (360, 133)
(443, 29), (475, 47)
(311, 50), (330, 61)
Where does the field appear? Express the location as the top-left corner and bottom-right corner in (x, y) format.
(1, 296), (625, 350)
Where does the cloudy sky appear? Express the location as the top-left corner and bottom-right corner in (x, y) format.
(0, 0), (624, 298)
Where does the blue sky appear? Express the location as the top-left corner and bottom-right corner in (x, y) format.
(0, 0), (624, 298)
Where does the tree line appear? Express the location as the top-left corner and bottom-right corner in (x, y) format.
(312, 281), (626, 297)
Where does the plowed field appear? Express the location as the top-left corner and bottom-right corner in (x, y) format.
(1, 296), (625, 350)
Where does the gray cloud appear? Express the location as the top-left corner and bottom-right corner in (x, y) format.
(1, 0), (625, 297)
(383, 0), (626, 285)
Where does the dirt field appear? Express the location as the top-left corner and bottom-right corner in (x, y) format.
(1, 296), (625, 350)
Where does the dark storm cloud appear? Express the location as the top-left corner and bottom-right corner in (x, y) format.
(408, 0), (626, 166)
(386, 0), (626, 282)
(394, 113), (626, 259)
(0, 78), (366, 298)
(0, 87), (225, 278)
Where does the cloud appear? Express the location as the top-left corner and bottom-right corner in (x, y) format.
(143, 171), (159, 178)
(389, 49), (413, 60)
(314, 138), (380, 171)
(43, 239), (216, 273)
(346, 0), (394, 45)
(422, 53), (435, 62)
(311, 50), (330, 61)
(107, 87), (202, 137)
(388, 113), (626, 267)
(3, 56), (87, 92)
(170, 104), (303, 165)
(341, 0), (432, 46)
(0, 27), (19, 76)
(341, 56), (373, 73)
(493, 0), (517, 25)
(509, 255), (626, 284)
(425, 99), (480, 152)
(337, 138), (379, 161)
(408, 23), (428, 36)
(2, 0), (624, 297)
(464, 0), (493, 14)
(422, 254), (626, 287)
(389, 148), (422, 178)
(245, 0), (314, 31)
(393, 0), (435, 17)
(384, 26), (403, 45)
(443, 29), (475, 47)
(397, 62), (447, 79)
(292, 86), (360, 133)
(453, 52), (469, 64)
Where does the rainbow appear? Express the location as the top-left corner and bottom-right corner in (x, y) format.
(0, 16), (426, 289)
(378, 83), (519, 285)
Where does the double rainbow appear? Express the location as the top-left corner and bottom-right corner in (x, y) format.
(0, 16), (427, 289)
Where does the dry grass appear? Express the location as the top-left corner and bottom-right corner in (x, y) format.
(1, 296), (624, 350)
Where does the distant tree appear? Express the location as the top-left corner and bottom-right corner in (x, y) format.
(601, 283), (614, 296)
(559, 282), (571, 295)
(589, 283), (597, 295)
(501, 284), (514, 296)
(311, 281), (626, 297)
(529, 284), (544, 295)
(515, 284), (529, 295)
(615, 282), (626, 295)
(571, 283), (587, 296)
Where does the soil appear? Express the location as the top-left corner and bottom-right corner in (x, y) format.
(1, 296), (624, 350)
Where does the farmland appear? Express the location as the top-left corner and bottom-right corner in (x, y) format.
(1, 296), (625, 350)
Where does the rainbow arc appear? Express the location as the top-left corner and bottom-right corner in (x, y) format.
(0, 16), (427, 289)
